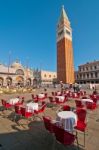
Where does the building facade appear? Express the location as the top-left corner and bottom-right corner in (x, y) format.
(0, 60), (57, 87)
(0, 60), (33, 87)
(57, 6), (74, 84)
(33, 70), (57, 85)
(75, 61), (99, 84)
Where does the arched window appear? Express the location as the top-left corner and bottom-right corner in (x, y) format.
(91, 73), (93, 78)
(16, 69), (24, 75)
(94, 66), (97, 70)
(54, 75), (56, 78)
(44, 74), (47, 77)
(95, 72), (97, 78)
(87, 73), (89, 78)
(49, 75), (51, 78)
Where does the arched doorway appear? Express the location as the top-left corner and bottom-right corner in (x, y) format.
(26, 78), (31, 86)
(0, 77), (4, 87)
(33, 78), (37, 88)
(6, 77), (12, 86)
(16, 76), (24, 87)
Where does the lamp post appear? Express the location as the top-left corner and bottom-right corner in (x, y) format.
(7, 51), (11, 87)
(26, 57), (29, 87)
(8, 51), (11, 75)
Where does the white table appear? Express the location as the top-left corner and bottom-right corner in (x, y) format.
(55, 96), (65, 102)
(26, 102), (38, 112)
(57, 91), (61, 96)
(57, 111), (77, 132)
(38, 93), (45, 98)
(81, 99), (93, 105)
(8, 98), (19, 105)
(73, 93), (78, 97)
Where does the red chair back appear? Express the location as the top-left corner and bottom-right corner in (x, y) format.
(75, 100), (84, 108)
(62, 105), (70, 111)
(40, 104), (46, 112)
(86, 102), (96, 110)
(52, 92), (55, 96)
(41, 101), (46, 106)
(53, 124), (75, 145)
(64, 130), (75, 145)
(49, 97), (55, 103)
(43, 116), (53, 133)
(55, 97), (59, 103)
(45, 93), (47, 98)
(20, 107), (33, 118)
(1, 99), (6, 106)
(21, 99), (24, 104)
(22, 97), (24, 100)
(15, 105), (21, 114)
(76, 109), (86, 122)
(31, 94), (34, 99)
(92, 98), (97, 103)
(20, 107), (26, 116)
(53, 124), (64, 143)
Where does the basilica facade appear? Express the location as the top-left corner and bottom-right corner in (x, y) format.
(0, 60), (33, 87)
(0, 60), (57, 87)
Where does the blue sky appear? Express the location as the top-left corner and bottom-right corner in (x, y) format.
(0, 0), (99, 71)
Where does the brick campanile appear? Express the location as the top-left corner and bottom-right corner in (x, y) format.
(57, 6), (75, 84)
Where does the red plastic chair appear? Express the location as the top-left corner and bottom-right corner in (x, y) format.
(91, 97), (97, 104)
(15, 98), (24, 106)
(1, 99), (13, 117)
(43, 116), (53, 133)
(53, 124), (79, 148)
(34, 104), (46, 119)
(36, 95), (46, 101)
(20, 107), (33, 124)
(75, 100), (84, 109)
(45, 93), (47, 98)
(31, 94), (38, 102)
(86, 102), (96, 110)
(55, 97), (65, 104)
(52, 92), (55, 96)
(62, 105), (71, 111)
(75, 109), (87, 147)
(31, 94), (34, 99)
(14, 105), (22, 121)
(49, 97), (56, 104)
(1, 99), (13, 109)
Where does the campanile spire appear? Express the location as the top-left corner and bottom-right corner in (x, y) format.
(57, 6), (75, 84)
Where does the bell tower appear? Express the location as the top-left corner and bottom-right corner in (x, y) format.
(57, 5), (75, 83)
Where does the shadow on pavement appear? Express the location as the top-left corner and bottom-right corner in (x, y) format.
(0, 119), (84, 150)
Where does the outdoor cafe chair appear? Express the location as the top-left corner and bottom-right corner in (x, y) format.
(75, 100), (84, 109)
(53, 124), (79, 149)
(34, 103), (46, 120)
(15, 97), (24, 106)
(62, 105), (71, 111)
(43, 116), (54, 133)
(14, 105), (22, 122)
(1, 99), (13, 110)
(74, 108), (87, 147)
(20, 107), (34, 124)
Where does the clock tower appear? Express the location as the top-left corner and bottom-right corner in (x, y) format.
(57, 6), (75, 83)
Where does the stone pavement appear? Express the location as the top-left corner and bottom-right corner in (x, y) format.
(0, 87), (99, 150)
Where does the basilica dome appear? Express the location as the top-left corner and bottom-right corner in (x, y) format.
(11, 60), (22, 68)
